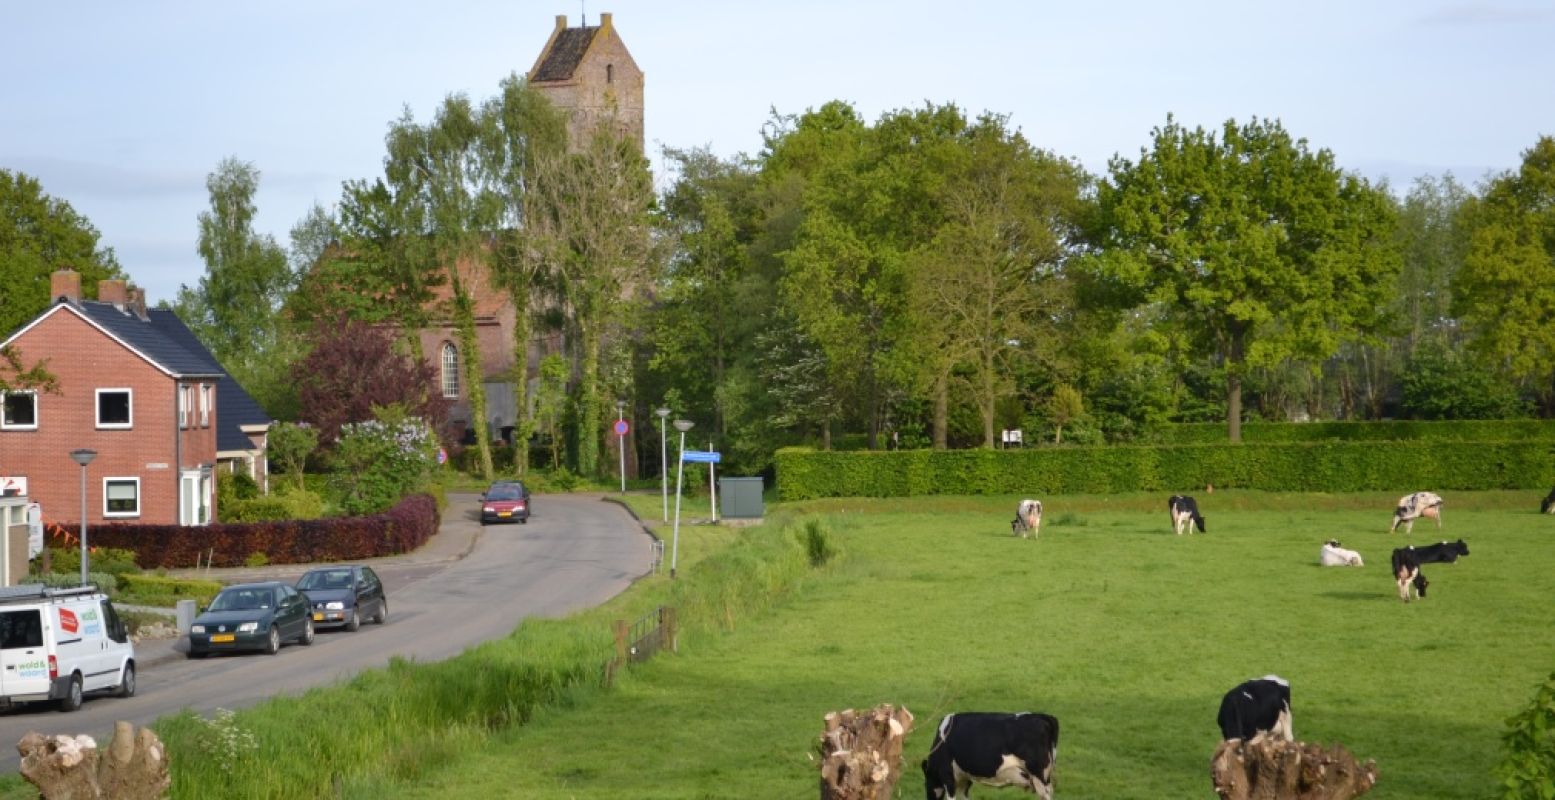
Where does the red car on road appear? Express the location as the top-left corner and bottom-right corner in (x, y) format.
(480, 481), (531, 525)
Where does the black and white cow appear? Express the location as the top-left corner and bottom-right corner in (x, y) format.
(1216, 675), (1293, 742)
(1011, 499), (1043, 539)
(922, 712), (1059, 800)
(1168, 495), (1205, 535)
(1319, 539), (1364, 567)
(1390, 539), (1470, 603)
(1541, 487), (1555, 515)
(1390, 491), (1443, 533)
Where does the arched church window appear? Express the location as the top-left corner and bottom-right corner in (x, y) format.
(441, 343), (459, 398)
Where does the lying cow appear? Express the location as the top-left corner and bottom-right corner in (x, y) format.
(1541, 487), (1555, 514)
(1217, 675), (1293, 742)
(1390, 539), (1470, 603)
(1319, 540), (1364, 567)
(1168, 495), (1206, 535)
(1390, 491), (1443, 533)
(923, 712), (1059, 800)
(1011, 499), (1043, 539)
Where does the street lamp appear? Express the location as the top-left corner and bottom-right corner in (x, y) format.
(615, 400), (627, 494)
(670, 419), (694, 579)
(69, 449), (96, 587)
(655, 407), (671, 522)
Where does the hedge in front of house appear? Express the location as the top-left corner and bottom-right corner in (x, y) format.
(1147, 419), (1555, 445)
(79, 493), (439, 570)
(774, 441), (1555, 500)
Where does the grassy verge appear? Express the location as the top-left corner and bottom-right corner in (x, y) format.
(136, 502), (828, 799)
(343, 489), (1555, 799)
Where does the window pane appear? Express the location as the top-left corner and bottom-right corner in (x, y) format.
(2, 393), (36, 427)
(99, 392), (130, 425)
(106, 480), (138, 513)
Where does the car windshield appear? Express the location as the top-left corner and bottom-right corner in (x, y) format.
(298, 570), (354, 591)
(487, 486), (523, 501)
(209, 588), (273, 611)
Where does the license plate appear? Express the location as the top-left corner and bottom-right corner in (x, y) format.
(313, 613), (324, 621)
(498, 511), (511, 517)
(210, 634), (235, 643)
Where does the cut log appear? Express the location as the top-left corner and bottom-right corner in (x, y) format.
(18, 722), (170, 799)
(1211, 735), (1378, 800)
(819, 704), (914, 800)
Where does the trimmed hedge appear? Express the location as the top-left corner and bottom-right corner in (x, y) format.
(1147, 419), (1555, 445)
(775, 441), (1555, 500)
(118, 574), (224, 608)
(76, 494), (440, 570)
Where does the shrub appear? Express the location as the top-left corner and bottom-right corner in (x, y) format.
(798, 518), (836, 567)
(332, 407), (439, 515)
(42, 546), (140, 577)
(774, 440), (1555, 500)
(1495, 670), (1555, 799)
(244, 552), (269, 568)
(33, 572), (118, 592)
(268, 421), (319, 493)
(1147, 419), (1555, 445)
(117, 574), (223, 608)
(221, 489), (326, 523)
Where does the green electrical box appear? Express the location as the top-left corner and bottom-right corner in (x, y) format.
(719, 477), (764, 519)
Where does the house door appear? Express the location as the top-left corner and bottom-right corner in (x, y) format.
(180, 470), (211, 526)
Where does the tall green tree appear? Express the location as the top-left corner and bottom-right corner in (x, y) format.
(480, 75), (569, 477)
(1096, 115), (1400, 441)
(174, 158), (293, 412)
(0, 169), (122, 336)
(1453, 136), (1555, 412)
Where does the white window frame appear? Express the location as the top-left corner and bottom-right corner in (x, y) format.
(441, 343), (459, 399)
(199, 383), (211, 428)
(178, 385), (191, 429)
(103, 477), (140, 518)
(0, 391), (38, 431)
(180, 470), (212, 526)
(95, 388), (133, 429)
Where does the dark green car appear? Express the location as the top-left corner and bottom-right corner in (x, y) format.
(187, 582), (314, 658)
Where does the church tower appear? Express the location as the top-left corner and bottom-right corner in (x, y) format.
(527, 13), (644, 152)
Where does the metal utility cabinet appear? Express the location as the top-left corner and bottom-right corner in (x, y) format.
(718, 477), (764, 519)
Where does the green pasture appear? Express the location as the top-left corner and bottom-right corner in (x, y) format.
(357, 490), (1555, 799)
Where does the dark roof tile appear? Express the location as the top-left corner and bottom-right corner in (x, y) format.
(533, 26), (598, 82)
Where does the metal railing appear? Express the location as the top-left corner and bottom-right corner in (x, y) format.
(605, 605), (676, 686)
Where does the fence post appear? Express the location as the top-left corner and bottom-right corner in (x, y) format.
(663, 606), (677, 654)
(613, 619), (628, 663)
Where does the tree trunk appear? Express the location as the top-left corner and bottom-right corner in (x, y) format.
(19, 721), (171, 800)
(933, 372), (948, 450)
(509, 281), (532, 477)
(449, 269), (493, 480)
(1210, 736), (1378, 800)
(1227, 332), (1244, 443)
(982, 361), (996, 449)
(818, 705), (914, 800)
(578, 321), (601, 476)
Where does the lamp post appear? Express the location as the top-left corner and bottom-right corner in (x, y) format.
(655, 407), (671, 522)
(670, 419), (694, 579)
(69, 449), (96, 587)
(615, 400), (627, 494)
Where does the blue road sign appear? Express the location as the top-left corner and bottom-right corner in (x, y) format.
(681, 450), (721, 464)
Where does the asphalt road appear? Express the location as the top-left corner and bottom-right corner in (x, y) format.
(0, 493), (653, 772)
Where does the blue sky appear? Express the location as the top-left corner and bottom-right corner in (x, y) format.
(3, 1), (1552, 305)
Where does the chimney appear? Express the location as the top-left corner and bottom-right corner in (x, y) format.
(600, 12), (612, 29)
(98, 279), (129, 308)
(50, 269), (81, 304)
(127, 285), (149, 320)
(555, 14), (567, 31)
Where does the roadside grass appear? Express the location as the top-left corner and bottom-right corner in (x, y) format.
(349, 489), (1555, 799)
(140, 499), (822, 800)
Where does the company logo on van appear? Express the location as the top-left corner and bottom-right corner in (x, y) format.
(58, 609), (78, 634)
(81, 608), (101, 636)
(15, 659), (47, 679)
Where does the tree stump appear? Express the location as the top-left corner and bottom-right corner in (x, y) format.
(1211, 735), (1378, 800)
(18, 721), (171, 800)
(819, 704), (914, 800)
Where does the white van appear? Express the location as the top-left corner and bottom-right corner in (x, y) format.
(0, 584), (135, 711)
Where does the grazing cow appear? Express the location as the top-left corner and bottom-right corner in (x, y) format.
(1389, 540), (1469, 603)
(1541, 487), (1555, 514)
(922, 712), (1059, 800)
(1390, 491), (1443, 533)
(1319, 539), (1364, 567)
(1168, 495), (1206, 535)
(1217, 675), (1294, 742)
(1011, 499), (1043, 539)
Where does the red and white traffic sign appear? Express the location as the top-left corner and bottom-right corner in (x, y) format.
(614, 419), (630, 436)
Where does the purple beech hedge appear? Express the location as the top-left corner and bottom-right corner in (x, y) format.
(62, 494), (439, 569)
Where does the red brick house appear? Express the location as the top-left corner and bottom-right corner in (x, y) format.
(0, 270), (271, 527)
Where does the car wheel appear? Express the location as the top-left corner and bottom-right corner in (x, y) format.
(299, 619), (315, 646)
(373, 599), (388, 625)
(57, 674), (83, 712)
(520, 517), (528, 524)
(187, 650), (207, 660)
(345, 608), (361, 632)
(264, 627), (281, 655)
(116, 663), (136, 698)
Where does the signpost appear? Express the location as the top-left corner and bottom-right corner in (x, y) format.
(684, 450), (720, 522)
(614, 416), (630, 494)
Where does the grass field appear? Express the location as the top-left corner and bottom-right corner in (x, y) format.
(350, 489), (1555, 799)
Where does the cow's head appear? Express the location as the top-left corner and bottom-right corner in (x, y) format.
(1325, 539), (1341, 548)
(1453, 539), (1470, 556)
(1414, 572), (1430, 597)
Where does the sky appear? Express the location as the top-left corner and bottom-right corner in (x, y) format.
(4, 1), (1553, 306)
